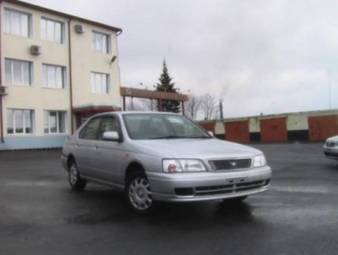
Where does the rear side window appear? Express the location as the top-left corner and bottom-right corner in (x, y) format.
(79, 118), (101, 140)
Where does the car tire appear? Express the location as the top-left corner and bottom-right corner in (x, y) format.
(68, 161), (87, 191)
(125, 172), (153, 213)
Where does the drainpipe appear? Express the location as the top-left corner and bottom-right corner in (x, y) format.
(0, 1), (4, 143)
(67, 18), (74, 134)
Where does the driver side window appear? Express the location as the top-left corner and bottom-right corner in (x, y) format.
(79, 118), (101, 140)
(97, 116), (118, 140)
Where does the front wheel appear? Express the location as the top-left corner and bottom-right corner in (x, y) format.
(126, 172), (153, 213)
(68, 161), (87, 191)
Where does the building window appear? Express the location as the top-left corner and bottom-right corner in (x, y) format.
(44, 111), (66, 134)
(42, 64), (66, 89)
(5, 59), (32, 86)
(92, 31), (110, 53)
(91, 72), (110, 94)
(41, 17), (64, 44)
(7, 109), (34, 135)
(4, 8), (31, 37)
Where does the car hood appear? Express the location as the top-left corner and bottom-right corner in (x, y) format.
(326, 135), (338, 142)
(132, 138), (262, 159)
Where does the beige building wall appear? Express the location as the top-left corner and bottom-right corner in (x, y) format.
(1, 2), (121, 142)
(1, 2), (71, 137)
(70, 20), (121, 109)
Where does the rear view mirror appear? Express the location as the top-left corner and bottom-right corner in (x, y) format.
(208, 131), (215, 137)
(102, 131), (120, 142)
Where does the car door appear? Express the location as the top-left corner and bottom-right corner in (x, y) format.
(94, 115), (126, 185)
(75, 117), (102, 178)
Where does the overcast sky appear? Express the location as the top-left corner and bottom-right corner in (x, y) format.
(24, 0), (338, 117)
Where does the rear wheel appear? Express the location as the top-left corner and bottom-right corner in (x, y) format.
(126, 172), (153, 213)
(68, 161), (87, 191)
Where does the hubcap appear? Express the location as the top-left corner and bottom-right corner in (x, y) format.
(128, 177), (152, 210)
(69, 165), (78, 186)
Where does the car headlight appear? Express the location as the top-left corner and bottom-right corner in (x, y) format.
(326, 140), (337, 147)
(163, 159), (206, 173)
(252, 154), (267, 168)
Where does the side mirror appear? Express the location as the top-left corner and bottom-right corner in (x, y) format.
(208, 131), (215, 137)
(102, 131), (120, 142)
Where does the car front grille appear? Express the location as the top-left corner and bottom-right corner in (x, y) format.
(194, 179), (270, 196)
(209, 158), (252, 170)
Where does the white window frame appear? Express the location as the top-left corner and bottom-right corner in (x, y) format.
(92, 31), (110, 54)
(44, 111), (67, 134)
(41, 17), (65, 44)
(90, 72), (110, 94)
(42, 64), (66, 89)
(5, 58), (33, 86)
(4, 8), (32, 37)
(7, 109), (34, 135)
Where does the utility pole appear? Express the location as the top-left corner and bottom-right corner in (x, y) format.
(219, 99), (224, 120)
(328, 70), (332, 109)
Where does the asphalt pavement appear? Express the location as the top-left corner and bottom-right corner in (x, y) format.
(0, 143), (337, 255)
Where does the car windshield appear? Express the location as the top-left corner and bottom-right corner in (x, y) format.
(123, 114), (211, 140)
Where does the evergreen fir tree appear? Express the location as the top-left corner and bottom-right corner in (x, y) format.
(155, 60), (180, 113)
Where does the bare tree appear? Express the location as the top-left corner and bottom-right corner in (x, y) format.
(200, 93), (217, 120)
(185, 94), (201, 120)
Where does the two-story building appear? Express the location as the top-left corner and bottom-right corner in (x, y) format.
(0, 0), (122, 150)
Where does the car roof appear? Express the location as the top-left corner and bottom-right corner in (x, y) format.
(94, 111), (181, 117)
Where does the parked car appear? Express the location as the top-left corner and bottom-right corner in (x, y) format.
(323, 136), (338, 159)
(61, 112), (272, 213)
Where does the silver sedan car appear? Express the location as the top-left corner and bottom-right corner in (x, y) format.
(61, 112), (272, 213)
(323, 135), (338, 159)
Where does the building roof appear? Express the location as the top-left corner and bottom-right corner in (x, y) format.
(198, 108), (338, 123)
(86, 111), (183, 118)
(120, 87), (189, 101)
(73, 105), (121, 113)
(1, 0), (122, 33)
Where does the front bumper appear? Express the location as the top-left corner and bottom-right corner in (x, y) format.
(147, 166), (272, 202)
(323, 145), (338, 159)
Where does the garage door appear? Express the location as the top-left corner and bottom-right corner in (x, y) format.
(261, 118), (287, 142)
(225, 121), (249, 143)
(308, 115), (338, 142)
